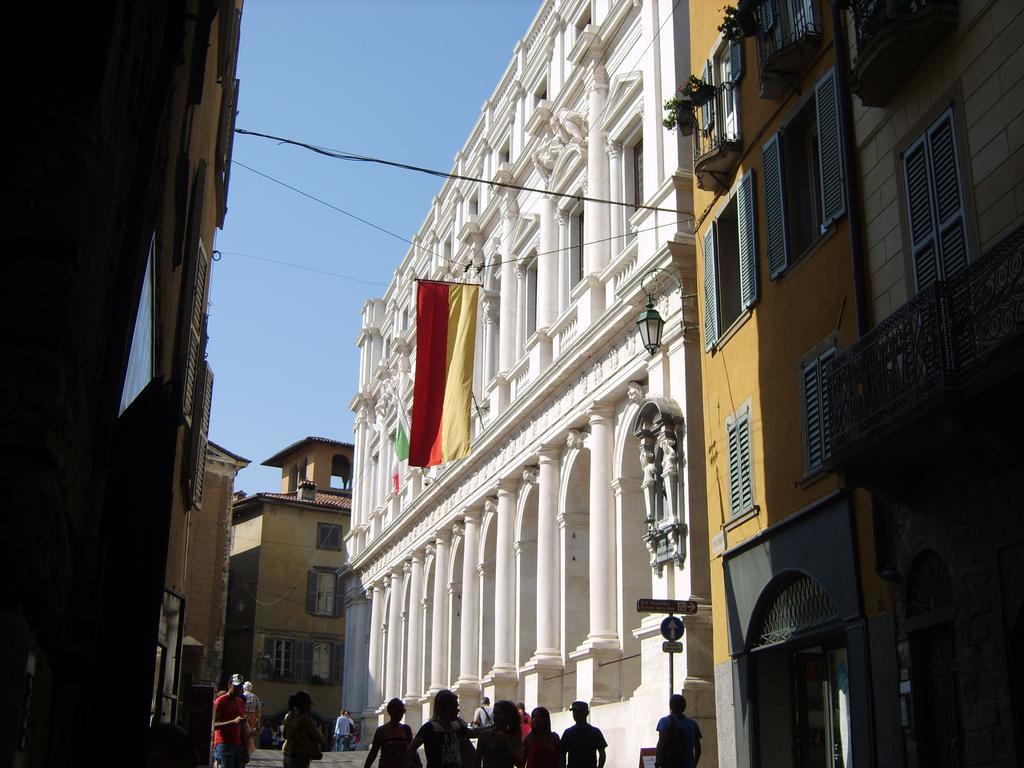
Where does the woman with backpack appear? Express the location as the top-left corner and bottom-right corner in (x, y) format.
(408, 689), (475, 768)
(473, 700), (521, 768)
(365, 698), (415, 768)
(281, 690), (326, 768)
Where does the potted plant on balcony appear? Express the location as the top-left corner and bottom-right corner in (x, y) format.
(720, 3), (758, 38)
(684, 74), (716, 108)
(662, 90), (694, 135)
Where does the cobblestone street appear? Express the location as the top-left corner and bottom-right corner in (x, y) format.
(246, 749), (366, 767)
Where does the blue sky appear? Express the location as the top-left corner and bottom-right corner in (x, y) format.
(209, 0), (540, 493)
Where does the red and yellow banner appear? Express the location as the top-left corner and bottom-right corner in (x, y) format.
(409, 280), (479, 467)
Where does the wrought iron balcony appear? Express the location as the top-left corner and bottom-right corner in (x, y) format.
(848, 0), (958, 107)
(825, 225), (1024, 465)
(757, 0), (823, 96)
(693, 85), (743, 193)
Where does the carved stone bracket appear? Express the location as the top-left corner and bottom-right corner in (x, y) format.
(566, 429), (587, 451)
(522, 466), (539, 486)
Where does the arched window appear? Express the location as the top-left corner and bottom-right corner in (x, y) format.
(331, 454), (352, 490)
(905, 549), (953, 620)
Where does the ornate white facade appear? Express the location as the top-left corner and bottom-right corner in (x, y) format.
(342, 2), (714, 764)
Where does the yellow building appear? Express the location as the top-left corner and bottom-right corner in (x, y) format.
(224, 437), (353, 722)
(687, 0), (1023, 765)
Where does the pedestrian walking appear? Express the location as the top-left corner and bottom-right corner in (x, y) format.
(243, 681), (262, 757)
(336, 709), (355, 752)
(655, 694), (702, 768)
(212, 674), (248, 768)
(282, 690), (326, 768)
(365, 698), (416, 768)
(559, 701), (606, 768)
(473, 700), (521, 768)
(408, 689), (474, 768)
(473, 696), (494, 728)
(516, 703), (531, 740)
(522, 708), (559, 768)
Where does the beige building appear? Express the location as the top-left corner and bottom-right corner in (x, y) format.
(224, 437), (353, 720)
(182, 442), (250, 687)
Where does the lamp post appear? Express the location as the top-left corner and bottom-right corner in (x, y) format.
(635, 268), (698, 356)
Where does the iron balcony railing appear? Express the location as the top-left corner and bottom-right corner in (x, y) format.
(848, 0), (955, 56)
(825, 225), (1024, 456)
(693, 85), (741, 165)
(757, 0), (823, 62)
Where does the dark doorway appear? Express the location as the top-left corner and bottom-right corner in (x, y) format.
(910, 622), (962, 768)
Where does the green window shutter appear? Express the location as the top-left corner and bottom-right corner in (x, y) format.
(738, 411), (753, 512)
(763, 132), (789, 278)
(703, 224), (719, 351)
(306, 570), (318, 614)
(928, 109), (968, 282)
(189, 359), (214, 509)
(903, 134), (938, 290)
(331, 642), (343, 685)
(334, 572), (343, 617)
(804, 348), (837, 470)
(730, 37), (744, 83)
(728, 418), (741, 516)
(815, 69), (845, 227)
(700, 60), (714, 132)
(737, 171), (759, 308)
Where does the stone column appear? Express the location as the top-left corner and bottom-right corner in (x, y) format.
(535, 448), (561, 659)
(487, 483), (518, 700)
(587, 404), (618, 645)
(607, 142), (623, 254)
(454, 509), (482, 710)
(538, 195), (558, 332)
(557, 212), (570, 313)
(365, 582), (384, 715)
(429, 533), (450, 694)
(385, 569), (405, 701)
(585, 63), (610, 278)
(405, 551), (425, 703)
(498, 193), (519, 382)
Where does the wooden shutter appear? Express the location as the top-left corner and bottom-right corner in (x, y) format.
(701, 60), (714, 132)
(178, 161), (209, 425)
(737, 171), (759, 308)
(928, 110), (968, 282)
(730, 37), (744, 83)
(307, 570), (318, 614)
(333, 572), (344, 617)
(728, 418), (741, 515)
(804, 348), (836, 470)
(703, 224), (719, 351)
(815, 69), (845, 226)
(904, 134), (937, 289)
(189, 359), (214, 510)
(331, 642), (343, 685)
(763, 132), (789, 278)
(738, 411), (753, 512)
(295, 640), (313, 683)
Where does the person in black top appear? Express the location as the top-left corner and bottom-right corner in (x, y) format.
(408, 689), (474, 768)
(559, 701), (606, 768)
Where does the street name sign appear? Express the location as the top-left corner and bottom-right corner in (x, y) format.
(661, 616), (685, 641)
(637, 598), (699, 614)
(662, 641), (683, 653)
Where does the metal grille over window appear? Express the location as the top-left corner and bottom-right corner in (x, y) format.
(752, 574), (839, 648)
(905, 550), (954, 618)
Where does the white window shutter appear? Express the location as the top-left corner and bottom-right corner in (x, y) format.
(738, 171), (759, 308)
(763, 132), (789, 278)
(703, 224), (719, 351)
(815, 69), (845, 226)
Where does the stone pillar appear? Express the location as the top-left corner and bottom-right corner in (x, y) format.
(385, 569), (405, 701)
(404, 552), (425, 713)
(538, 195), (558, 332)
(498, 193), (519, 387)
(487, 483), (518, 701)
(585, 64), (610, 278)
(521, 448), (563, 710)
(429, 533), (450, 694)
(587, 405), (618, 645)
(454, 509), (482, 710)
(365, 582), (384, 715)
(607, 142), (623, 254)
(557, 212), (570, 313)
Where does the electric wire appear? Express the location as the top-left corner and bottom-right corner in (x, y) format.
(234, 128), (692, 217)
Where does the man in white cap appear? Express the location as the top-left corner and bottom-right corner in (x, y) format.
(242, 681), (262, 757)
(212, 674), (247, 768)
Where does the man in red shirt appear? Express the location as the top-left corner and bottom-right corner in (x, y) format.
(213, 673), (247, 768)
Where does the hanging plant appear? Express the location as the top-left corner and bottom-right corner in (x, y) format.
(719, 4), (758, 39)
(684, 74), (716, 108)
(662, 91), (694, 135)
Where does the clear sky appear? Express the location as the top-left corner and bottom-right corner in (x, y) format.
(209, 0), (541, 493)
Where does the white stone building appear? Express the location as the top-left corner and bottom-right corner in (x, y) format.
(342, 2), (714, 764)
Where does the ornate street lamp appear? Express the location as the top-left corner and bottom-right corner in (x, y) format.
(636, 268), (698, 356)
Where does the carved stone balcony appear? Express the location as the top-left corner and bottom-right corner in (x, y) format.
(849, 0), (958, 107)
(693, 85), (742, 193)
(825, 225), (1024, 490)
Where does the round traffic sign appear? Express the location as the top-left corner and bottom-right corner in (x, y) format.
(661, 615), (684, 642)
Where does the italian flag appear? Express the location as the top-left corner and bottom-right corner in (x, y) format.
(409, 280), (479, 467)
(392, 406), (410, 494)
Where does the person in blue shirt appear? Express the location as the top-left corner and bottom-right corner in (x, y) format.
(655, 694), (702, 768)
